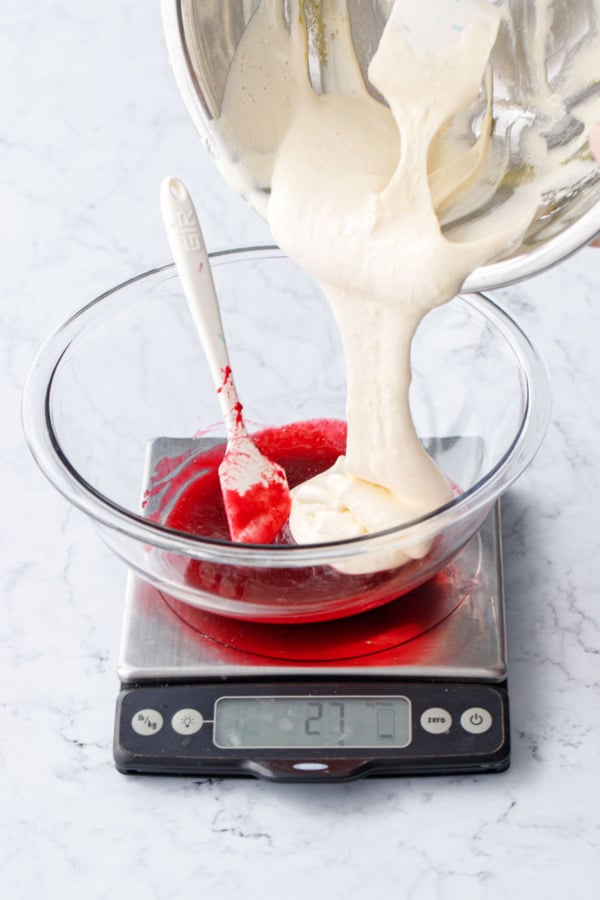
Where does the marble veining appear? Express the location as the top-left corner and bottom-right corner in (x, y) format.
(2, 2), (600, 898)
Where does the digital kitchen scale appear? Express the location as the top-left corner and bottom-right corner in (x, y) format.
(113, 438), (509, 781)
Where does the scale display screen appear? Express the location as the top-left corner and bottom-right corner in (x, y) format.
(214, 695), (411, 749)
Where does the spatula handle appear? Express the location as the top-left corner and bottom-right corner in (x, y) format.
(160, 176), (231, 375)
(160, 176), (243, 437)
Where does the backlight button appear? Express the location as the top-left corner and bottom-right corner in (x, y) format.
(172, 708), (204, 735)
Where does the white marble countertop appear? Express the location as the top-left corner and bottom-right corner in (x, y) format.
(2, 3), (600, 898)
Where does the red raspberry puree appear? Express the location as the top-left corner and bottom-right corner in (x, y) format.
(148, 418), (443, 622)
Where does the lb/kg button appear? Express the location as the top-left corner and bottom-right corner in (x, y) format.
(460, 707), (492, 734)
(131, 708), (164, 736)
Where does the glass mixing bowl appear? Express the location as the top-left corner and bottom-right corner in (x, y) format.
(23, 247), (551, 622)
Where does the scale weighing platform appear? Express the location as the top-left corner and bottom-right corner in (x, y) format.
(114, 439), (509, 781)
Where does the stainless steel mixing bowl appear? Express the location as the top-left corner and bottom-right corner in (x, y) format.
(161, 0), (600, 291)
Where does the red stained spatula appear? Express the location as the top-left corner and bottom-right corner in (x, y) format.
(160, 176), (291, 543)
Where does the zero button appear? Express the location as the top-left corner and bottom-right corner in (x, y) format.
(420, 707), (452, 734)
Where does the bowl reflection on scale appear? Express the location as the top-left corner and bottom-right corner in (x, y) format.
(121, 504), (503, 680)
(158, 562), (474, 663)
(23, 247), (551, 623)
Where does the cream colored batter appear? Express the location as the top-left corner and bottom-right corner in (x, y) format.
(211, 0), (600, 570)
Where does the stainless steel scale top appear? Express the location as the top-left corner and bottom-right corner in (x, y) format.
(117, 505), (506, 684)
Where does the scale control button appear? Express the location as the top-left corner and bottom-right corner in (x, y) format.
(460, 707), (492, 734)
(131, 708), (164, 736)
(420, 707), (452, 734)
(172, 708), (204, 736)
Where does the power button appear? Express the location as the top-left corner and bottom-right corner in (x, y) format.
(460, 707), (492, 734)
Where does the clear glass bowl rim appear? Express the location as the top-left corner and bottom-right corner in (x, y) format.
(22, 245), (552, 568)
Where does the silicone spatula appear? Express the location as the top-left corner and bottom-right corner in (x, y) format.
(160, 176), (291, 544)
